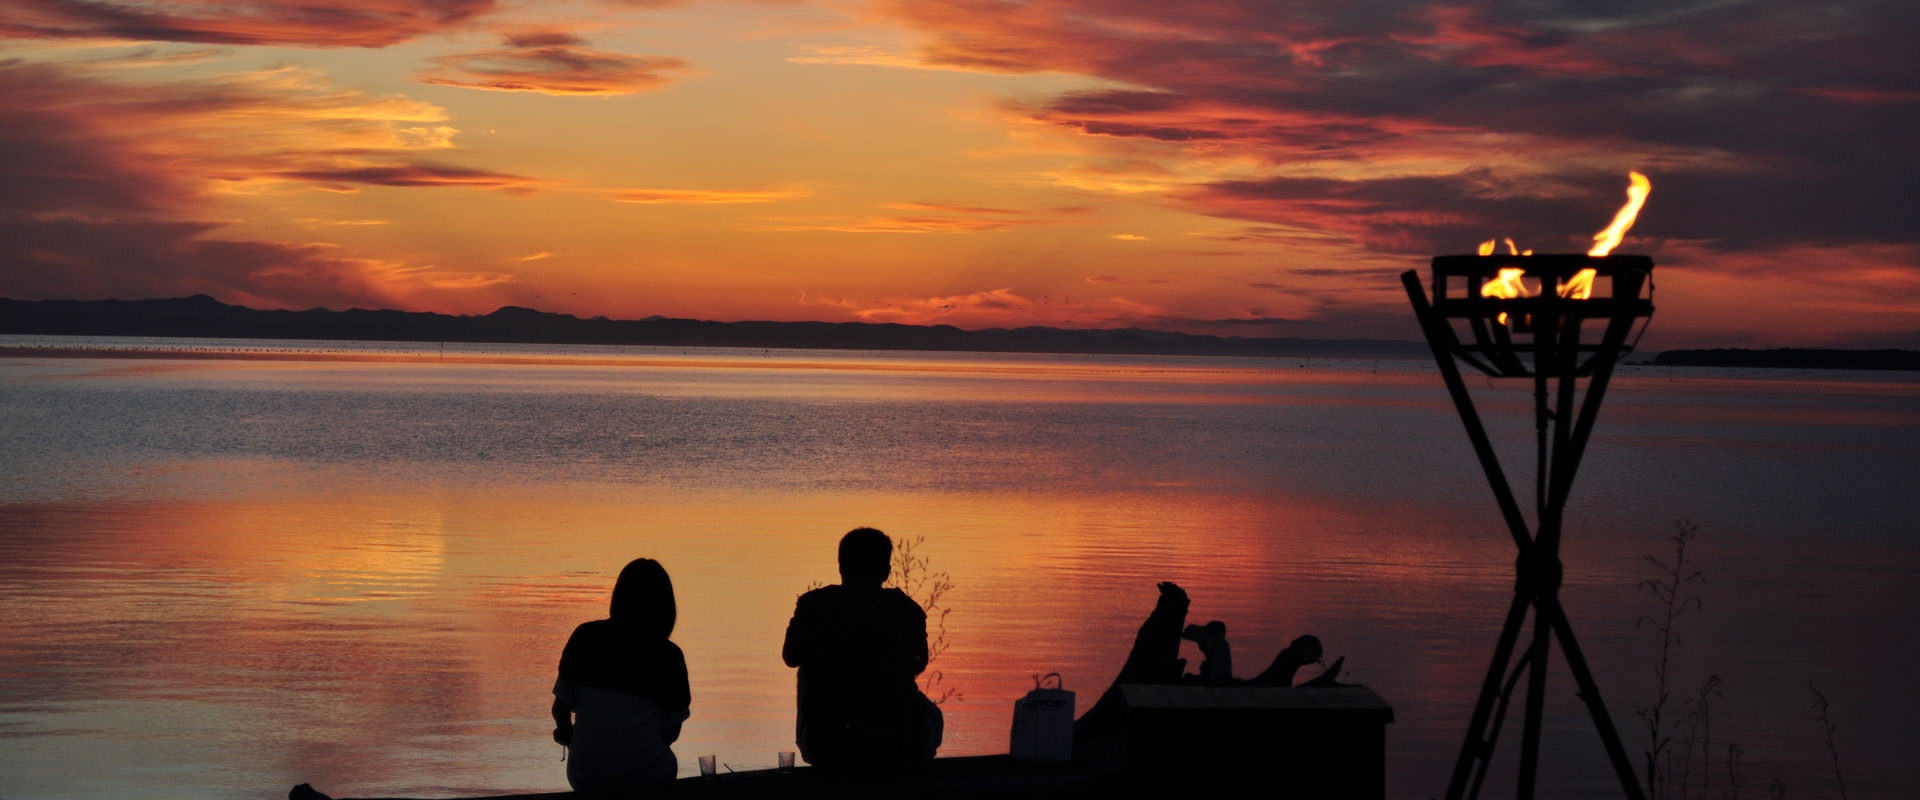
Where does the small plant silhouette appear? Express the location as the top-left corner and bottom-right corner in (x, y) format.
(1630, 523), (1855, 800)
(1675, 673), (1724, 799)
(888, 535), (962, 705)
(1638, 519), (1705, 800)
(1808, 681), (1847, 800)
(1726, 742), (1745, 800)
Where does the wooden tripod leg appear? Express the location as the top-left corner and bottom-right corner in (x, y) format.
(1543, 597), (1647, 800)
(1445, 591), (1533, 800)
(1515, 599), (1554, 800)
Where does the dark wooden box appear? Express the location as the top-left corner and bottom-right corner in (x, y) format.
(1116, 684), (1394, 799)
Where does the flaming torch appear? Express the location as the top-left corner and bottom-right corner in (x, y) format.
(1403, 173), (1655, 800)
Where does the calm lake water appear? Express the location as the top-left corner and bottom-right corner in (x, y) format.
(2, 336), (1916, 799)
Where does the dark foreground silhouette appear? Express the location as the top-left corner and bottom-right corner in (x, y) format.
(290, 571), (1391, 799)
(1073, 581), (1343, 759)
(551, 558), (690, 796)
(783, 528), (942, 774)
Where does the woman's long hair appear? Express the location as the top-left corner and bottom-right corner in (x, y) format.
(609, 558), (675, 640)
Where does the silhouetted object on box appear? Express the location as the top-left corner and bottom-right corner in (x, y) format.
(1009, 673), (1075, 762)
(1404, 255), (1653, 800)
(1181, 620), (1232, 681)
(552, 558), (691, 797)
(783, 527), (942, 774)
(1072, 581), (1370, 786)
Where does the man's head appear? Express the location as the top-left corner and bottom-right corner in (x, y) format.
(838, 527), (892, 587)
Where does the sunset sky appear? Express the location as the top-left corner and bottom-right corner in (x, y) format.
(2, 0), (1915, 348)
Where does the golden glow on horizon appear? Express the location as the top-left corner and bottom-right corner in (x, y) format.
(0, 0), (1910, 350)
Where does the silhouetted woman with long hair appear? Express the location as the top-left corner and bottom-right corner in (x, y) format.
(552, 558), (690, 796)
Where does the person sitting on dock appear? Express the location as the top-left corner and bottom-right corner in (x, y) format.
(782, 527), (942, 774)
(552, 558), (691, 796)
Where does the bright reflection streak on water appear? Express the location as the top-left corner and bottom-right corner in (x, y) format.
(2, 339), (1918, 799)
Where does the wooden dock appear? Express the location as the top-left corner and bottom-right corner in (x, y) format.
(297, 756), (1103, 800)
(294, 685), (1393, 799)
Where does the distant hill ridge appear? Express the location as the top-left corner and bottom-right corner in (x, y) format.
(0, 295), (1429, 359)
(8, 296), (1914, 368)
(1651, 348), (1920, 371)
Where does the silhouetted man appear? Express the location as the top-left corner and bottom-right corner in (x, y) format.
(782, 527), (941, 773)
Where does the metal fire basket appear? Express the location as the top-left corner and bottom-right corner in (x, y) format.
(1403, 254), (1654, 800)
(1425, 253), (1652, 377)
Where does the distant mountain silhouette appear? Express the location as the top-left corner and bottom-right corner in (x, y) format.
(0, 296), (1429, 360)
(1652, 348), (1920, 371)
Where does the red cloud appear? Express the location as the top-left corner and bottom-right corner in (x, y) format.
(861, 0), (1920, 288)
(0, 59), (542, 206)
(421, 37), (689, 96)
(1390, 4), (1646, 78)
(503, 29), (584, 48)
(280, 164), (543, 192)
(0, 0), (498, 47)
(0, 59), (529, 310)
(1790, 86), (1920, 105)
(0, 218), (517, 312)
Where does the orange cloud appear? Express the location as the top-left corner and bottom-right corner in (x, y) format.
(786, 44), (988, 74)
(751, 217), (1067, 234)
(809, 287), (1165, 328)
(610, 187), (811, 204)
(421, 35), (689, 96)
(292, 218), (392, 226)
(752, 203), (1086, 233)
(880, 202), (1037, 215)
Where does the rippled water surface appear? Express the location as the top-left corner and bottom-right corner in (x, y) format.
(3, 337), (1916, 799)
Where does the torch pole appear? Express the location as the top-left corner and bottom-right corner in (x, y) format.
(1403, 269), (1647, 800)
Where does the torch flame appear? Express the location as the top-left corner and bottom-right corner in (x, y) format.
(1588, 171), (1651, 257)
(1481, 266), (1530, 325)
(1557, 269), (1595, 300)
(1483, 268), (1528, 300)
(1469, 170), (1649, 309)
(1556, 171), (1650, 298)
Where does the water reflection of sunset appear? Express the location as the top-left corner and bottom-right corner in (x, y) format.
(1, 479), (1524, 794)
(4, 350), (1918, 797)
